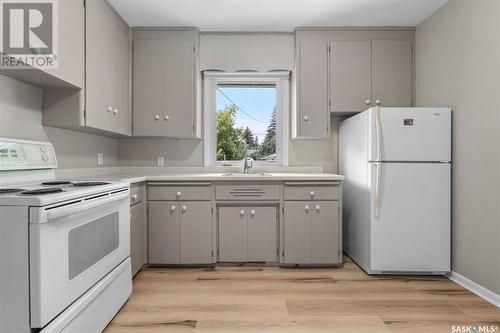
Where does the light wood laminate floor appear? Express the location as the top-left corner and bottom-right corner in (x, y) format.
(105, 257), (500, 333)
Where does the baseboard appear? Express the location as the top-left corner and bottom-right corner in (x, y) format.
(448, 271), (500, 308)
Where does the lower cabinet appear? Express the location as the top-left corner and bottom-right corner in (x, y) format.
(283, 201), (340, 264)
(218, 206), (277, 263)
(149, 201), (213, 264)
(130, 200), (145, 276)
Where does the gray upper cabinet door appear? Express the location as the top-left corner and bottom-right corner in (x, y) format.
(86, 0), (130, 135)
(164, 40), (196, 138)
(130, 201), (145, 276)
(247, 207), (277, 262)
(44, 0), (84, 88)
(283, 201), (311, 264)
(148, 202), (180, 264)
(133, 37), (196, 138)
(297, 40), (329, 138)
(372, 40), (413, 107)
(311, 201), (340, 264)
(179, 202), (212, 264)
(133, 40), (164, 136)
(218, 207), (247, 262)
(330, 41), (372, 113)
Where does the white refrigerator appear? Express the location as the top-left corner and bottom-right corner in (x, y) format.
(339, 107), (451, 274)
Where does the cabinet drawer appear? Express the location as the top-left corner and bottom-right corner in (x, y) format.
(216, 185), (280, 201)
(130, 186), (144, 205)
(148, 184), (212, 201)
(284, 184), (339, 201)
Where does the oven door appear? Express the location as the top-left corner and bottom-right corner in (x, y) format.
(29, 189), (130, 329)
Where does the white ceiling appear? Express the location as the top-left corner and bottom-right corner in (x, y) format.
(108, 0), (449, 31)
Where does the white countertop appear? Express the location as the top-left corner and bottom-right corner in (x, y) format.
(69, 172), (344, 184)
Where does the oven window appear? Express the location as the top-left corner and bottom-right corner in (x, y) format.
(68, 212), (119, 280)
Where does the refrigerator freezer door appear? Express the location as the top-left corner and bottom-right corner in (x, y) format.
(369, 107), (451, 162)
(369, 162), (451, 273)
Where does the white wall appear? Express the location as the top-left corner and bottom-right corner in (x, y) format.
(119, 33), (340, 172)
(0, 74), (119, 169)
(415, 0), (500, 294)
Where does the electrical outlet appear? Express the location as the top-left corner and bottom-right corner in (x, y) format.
(156, 156), (165, 167)
(97, 153), (104, 165)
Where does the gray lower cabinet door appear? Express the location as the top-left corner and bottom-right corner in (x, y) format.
(130, 202), (145, 276)
(247, 207), (277, 262)
(283, 201), (311, 264)
(218, 207), (247, 262)
(372, 40), (413, 107)
(311, 201), (340, 264)
(179, 202), (212, 264)
(330, 41), (372, 113)
(297, 40), (329, 138)
(148, 202), (180, 264)
(133, 39), (164, 136)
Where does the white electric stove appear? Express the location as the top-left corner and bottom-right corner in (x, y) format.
(0, 138), (132, 333)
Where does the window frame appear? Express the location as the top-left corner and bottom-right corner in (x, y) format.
(203, 71), (290, 167)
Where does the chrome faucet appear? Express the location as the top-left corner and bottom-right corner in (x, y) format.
(241, 141), (253, 174)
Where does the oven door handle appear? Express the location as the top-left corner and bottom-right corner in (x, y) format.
(35, 191), (129, 224)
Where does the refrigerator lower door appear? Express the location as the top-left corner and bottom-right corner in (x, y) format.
(369, 162), (451, 273)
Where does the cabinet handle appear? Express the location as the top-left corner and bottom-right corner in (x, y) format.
(112, 108), (118, 115)
(315, 205), (320, 211)
(170, 205), (176, 211)
(375, 99), (381, 106)
(176, 191), (182, 197)
(154, 115), (160, 120)
(303, 115), (309, 122)
(131, 194), (138, 200)
(309, 190), (315, 197)
(365, 99), (371, 105)
(250, 209), (256, 216)
(106, 105), (113, 113)
(240, 209), (245, 216)
(304, 205), (310, 212)
(164, 115), (170, 121)
(182, 205), (187, 212)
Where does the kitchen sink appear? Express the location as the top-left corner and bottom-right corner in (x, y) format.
(222, 172), (273, 177)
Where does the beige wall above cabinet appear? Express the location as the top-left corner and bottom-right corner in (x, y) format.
(132, 29), (199, 138)
(42, 0), (131, 137)
(294, 28), (414, 131)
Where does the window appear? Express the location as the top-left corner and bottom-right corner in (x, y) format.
(203, 72), (290, 166)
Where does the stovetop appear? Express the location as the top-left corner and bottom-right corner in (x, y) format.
(0, 180), (128, 206)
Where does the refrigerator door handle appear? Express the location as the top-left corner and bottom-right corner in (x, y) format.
(375, 106), (382, 161)
(374, 162), (381, 218)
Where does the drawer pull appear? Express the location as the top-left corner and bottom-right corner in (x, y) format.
(309, 190), (315, 197)
(131, 194), (138, 200)
(250, 209), (256, 216)
(170, 205), (176, 211)
(240, 209), (245, 216)
(176, 191), (182, 197)
(181, 205), (187, 212)
(304, 205), (310, 212)
(315, 204), (320, 211)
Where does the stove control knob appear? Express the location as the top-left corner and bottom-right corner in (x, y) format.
(42, 155), (48, 161)
(40, 146), (47, 153)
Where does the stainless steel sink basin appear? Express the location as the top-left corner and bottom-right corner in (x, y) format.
(222, 172), (273, 177)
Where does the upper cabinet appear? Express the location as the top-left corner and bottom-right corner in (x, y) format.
(85, 0), (131, 135)
(0, 0), (85, 89)
(295, 40), (330, 138)
(132, 29), (199, 138)
(294, 29), (414, 138)
(42, 0), (131, 137)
